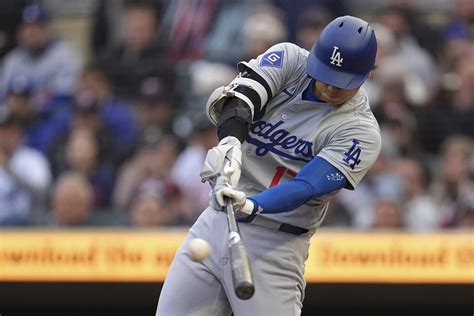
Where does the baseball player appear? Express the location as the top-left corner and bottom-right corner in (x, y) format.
(157, 15), (381, 316)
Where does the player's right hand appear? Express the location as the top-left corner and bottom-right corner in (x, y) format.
(200, 136), (242, 186)
(212, 176), (255, 216)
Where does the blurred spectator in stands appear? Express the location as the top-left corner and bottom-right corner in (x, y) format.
(393, 157), (438, 231)
(91, 0), (164, 55)
(0, 3), (81, 110)
(179, 61), (236, 131)
(136, 77), (174, 146)
(431, 135), (474, 227)
(47, 65), (139, 166)
(0, 0), (27, 58)
(338, 153), (404, 230)
(440, 21), (473, 73)
(385, 0), (443, 58)
(129, 178), (181, 227)
(161, 0), (222, 62)
(52, 127), (115, 209)
(371, 199), (404, 229)
(295, 7), (331, 51)
(113, 135), (180, 211)
(377, 5), (437, 105)
(203, 0), (256, 65)
(170, 117), (218, 223)
(273, 0), (348, 43)
(416, 51), (474, 154)
(48, 96), (115, 176)
(241, 5), (288, 60)
(50, 171), (94, 226)
(96, 1), (173, 101)
(452, 193), (474, 228)
(0, 107), (51, 225)
(2, 75), (60, 153)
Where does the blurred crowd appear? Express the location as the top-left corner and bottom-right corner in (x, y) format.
(0, 0), (472, 231)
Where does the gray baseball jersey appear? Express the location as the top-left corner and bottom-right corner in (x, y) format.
(234, 42), (381, 230)
(156, 42), (381, 316)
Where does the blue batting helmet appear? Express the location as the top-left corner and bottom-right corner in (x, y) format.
(306, 15), (377, 89)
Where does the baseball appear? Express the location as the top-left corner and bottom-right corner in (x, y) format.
(187, 238), (211, 262)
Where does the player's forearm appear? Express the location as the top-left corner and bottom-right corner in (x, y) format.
(217, 98), (252, 142)
(250, 157), (348, 214)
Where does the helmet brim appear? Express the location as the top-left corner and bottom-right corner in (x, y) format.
(306, 53), (369, 90)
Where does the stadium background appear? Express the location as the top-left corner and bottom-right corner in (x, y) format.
(0, 0), (472, 315)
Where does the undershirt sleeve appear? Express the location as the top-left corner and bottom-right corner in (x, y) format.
(249, 156), (347, 214)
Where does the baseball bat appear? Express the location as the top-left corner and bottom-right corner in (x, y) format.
(225, 201), (255, 300)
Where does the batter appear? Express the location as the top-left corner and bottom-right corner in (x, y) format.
(157, 15), (381, 316)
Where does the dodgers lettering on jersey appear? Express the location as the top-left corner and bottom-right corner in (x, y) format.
(247, 120), (314, 162)
(233, 42), (381, 230)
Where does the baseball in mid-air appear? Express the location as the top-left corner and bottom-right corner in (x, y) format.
(187, 238), (211, 262)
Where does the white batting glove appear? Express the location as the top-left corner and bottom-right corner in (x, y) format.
(200, 136), (242, 187)
(212, 176), (255, 216)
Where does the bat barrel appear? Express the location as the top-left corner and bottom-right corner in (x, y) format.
(230, 242), (255, 300)
(226, 202), (255, 300)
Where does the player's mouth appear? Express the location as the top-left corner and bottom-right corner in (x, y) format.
(323, 92), (341, 102)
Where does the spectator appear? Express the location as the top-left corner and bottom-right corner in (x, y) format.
(136, 77), (174, 146)
(377, 5), (438, 105)
(96, 1), (173, 101)
(0, 107), (51, 225)
(431, 135), (474, 227)
(241, 5), (288, 60)
(90, 0), (164, 55)
(416, 52), (474, 154)
(170, 117), (218, 223)
(113, 135), (180, 211)
(50, 171), (94, 226)
(47, 97), (115, 177)
(393, 157), (438, 231)
(129, 179), (181, 227)
(371, 199), (404, 229)
(453, 193), (474, 228)
(0, 4), (81, 109)
(53, 127), (115, 209)
(203, 0), (260, 65)
(295, 7), (332, 51)
(2, 75), (61, 153)
(47, 65), (139, 166)
(161, 0), (221, 61)
(338, 153), (404, 230)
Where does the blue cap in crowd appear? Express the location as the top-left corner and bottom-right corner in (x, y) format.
(22, 4), (51, 24)
(7, 76), (33, 96)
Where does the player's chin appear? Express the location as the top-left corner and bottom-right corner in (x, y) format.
(324, 96), (343, 105)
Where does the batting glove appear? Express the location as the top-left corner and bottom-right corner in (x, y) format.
(200, 136), (242, 187)
(212, 176), (255, 216)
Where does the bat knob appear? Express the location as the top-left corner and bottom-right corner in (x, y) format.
(235, 282), (255, 300)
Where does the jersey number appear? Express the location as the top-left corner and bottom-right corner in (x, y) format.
(269, 166), (296, 187)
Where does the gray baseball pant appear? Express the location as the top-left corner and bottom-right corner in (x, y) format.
(156, 207), (310, 316)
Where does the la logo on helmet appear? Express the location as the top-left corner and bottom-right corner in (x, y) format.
(329, 46), (343, 67)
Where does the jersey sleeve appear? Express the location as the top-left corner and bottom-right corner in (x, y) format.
(238, 42), (307, 98)
(317, 125), (381, 190)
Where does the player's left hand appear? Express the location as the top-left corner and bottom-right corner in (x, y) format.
(212, 176), (255, 216)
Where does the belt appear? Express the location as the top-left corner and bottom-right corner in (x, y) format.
(238, 215), (309, 236)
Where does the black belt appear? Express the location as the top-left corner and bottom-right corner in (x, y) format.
(238, 215), (309, 236)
